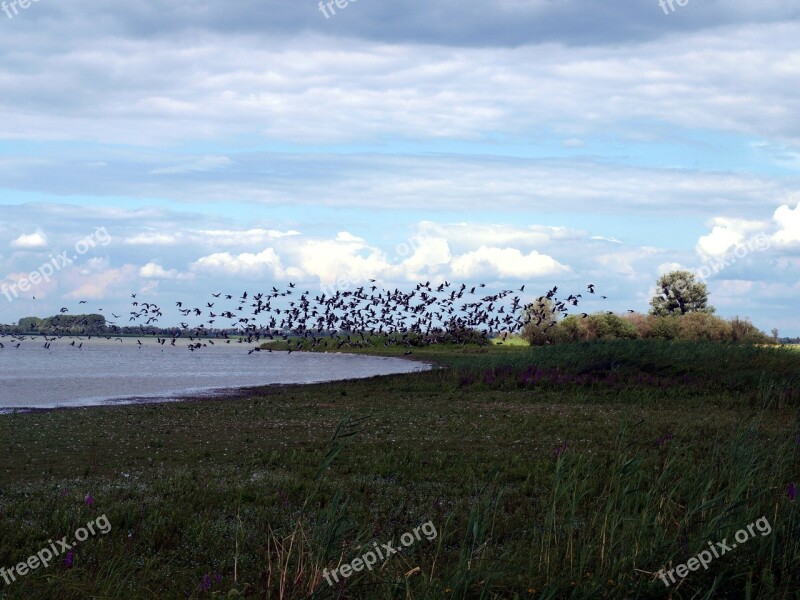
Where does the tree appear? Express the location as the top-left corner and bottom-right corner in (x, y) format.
(649, 270), (715, 316)
(17, 316), (43, 332)
(522, 296), (559, 345)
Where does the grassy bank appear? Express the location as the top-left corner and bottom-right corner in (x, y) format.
(1, 340), (799, 599)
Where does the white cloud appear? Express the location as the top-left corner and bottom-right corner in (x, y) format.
(2, 23), (800, 146)
(715, 279), (756, 297)
(139, 262), (180, 279)
(190, 248), (301, 280)
(124, 228), (301, 247)
(296, 237), (388, 285)
(79, 257), (109, 275)
(334, 232), (365, 243)
(392, 235), (452, 281)
(596, 247), (662, 279)
(656, 262), (684, 276)
(65, 265), (140, 300)
(591, 235), (622, 243)
(124, 232), (182, 246)
(10, 229), (48, 250)
(772, 199), (800, 245)
(450, 246), (569, 279)
(416, 221), (567, 250)
(696, 217), (767, 257)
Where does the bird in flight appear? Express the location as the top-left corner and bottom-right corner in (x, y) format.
(7, 278), (595, 354)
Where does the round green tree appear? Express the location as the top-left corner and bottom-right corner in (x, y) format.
(649, 270), (715, 316)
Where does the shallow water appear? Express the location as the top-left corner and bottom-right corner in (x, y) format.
(0, 337), (429, 410)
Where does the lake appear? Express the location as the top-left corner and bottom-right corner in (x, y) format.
(0, 337), (430, 410)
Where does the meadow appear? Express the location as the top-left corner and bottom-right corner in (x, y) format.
(0, 340), (798, 599)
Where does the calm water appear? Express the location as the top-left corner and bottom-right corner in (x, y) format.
(0, 338), (429, 410)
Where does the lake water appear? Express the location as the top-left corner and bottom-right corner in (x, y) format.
(0, 338), (430, 410)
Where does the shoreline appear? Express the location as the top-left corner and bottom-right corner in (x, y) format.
(0, 352), (436, 414)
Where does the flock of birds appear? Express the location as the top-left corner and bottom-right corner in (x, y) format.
(0, 281), (617, 353)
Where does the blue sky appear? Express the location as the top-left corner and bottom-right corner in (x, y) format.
(1, 0), (798, 334)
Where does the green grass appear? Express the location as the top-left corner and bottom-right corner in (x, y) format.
(1, 340), (799, 599)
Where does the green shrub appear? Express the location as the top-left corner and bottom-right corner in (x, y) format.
(603, 313), (639, 339)
(538, 311), (770, 346)
(729, 316), (771, 343)
(675, 312), (733, 341)
(647, 315), (680, 340)
(621, 313), (655, 338)
(554, 315), (592, 343)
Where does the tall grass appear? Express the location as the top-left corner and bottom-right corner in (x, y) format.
(0, 341), (798, 598)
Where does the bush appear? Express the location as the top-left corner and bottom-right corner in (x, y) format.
(595, 313), (639, 339)
(554, 315), (592, 343)
(645, 315), (680, 340)
(531, 311), (770, 346)
(551, 313), (639, 343)
(523, 322), (558, 345)
(729, 316), (771, 343)
(621, 313), (655, 338)
(675, 312), (733, 341)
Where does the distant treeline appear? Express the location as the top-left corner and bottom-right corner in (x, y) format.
(6, 314), (109, 335)
(0, 314), (239, 338)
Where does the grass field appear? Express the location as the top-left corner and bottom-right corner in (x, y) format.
(1, 340), (799, 599)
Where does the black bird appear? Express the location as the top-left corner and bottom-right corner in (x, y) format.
(13, 277), (592, 355)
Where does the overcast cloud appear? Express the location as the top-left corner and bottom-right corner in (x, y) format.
(1, 0), (798, 333)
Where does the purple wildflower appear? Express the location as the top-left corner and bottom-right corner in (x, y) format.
(64, 550), (74, 568)
(84, 493), (94, 507)
(201, 573), (213, 592)
(789, 483), (797, 501)
(555, 441), (568, 458)
(656, 433), (674, 447)
(459, 372), (475, 387)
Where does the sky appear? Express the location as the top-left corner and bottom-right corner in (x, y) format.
(0, 0), (798, 334)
